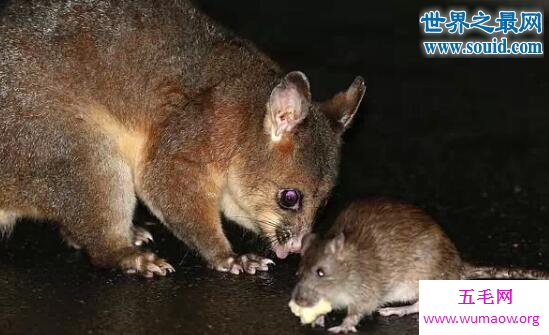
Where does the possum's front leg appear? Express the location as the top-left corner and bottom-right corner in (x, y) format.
(138, 152), (273, 275)
(27, 125), (175, 279)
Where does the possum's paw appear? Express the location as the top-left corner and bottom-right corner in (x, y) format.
(120, 252), (175, 278)
(214, 256), (243, 274)
(237, 254), (275, 274)
(214, 254), (274, 275)
(131, 226), (154, 246)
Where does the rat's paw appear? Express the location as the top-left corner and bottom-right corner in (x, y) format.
(312, 315), (325, 328)
(237, 254), (275, 274)
(131, 226), (154, 246)
(328, 324), (357, 333)
(120, 252), (175, 278)
(213, 254), (274, 275)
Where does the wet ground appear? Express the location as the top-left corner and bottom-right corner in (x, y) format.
(1, 0), (548, 334)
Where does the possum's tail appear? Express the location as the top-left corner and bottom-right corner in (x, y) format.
(461, 263), (549, 280)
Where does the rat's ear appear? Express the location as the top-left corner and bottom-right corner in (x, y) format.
(320, 76), (366, 133)
(300, 233), (317, 254)
(327, 232), (345, 254)
(265, 71), (312, 142)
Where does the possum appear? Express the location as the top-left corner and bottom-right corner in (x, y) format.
(290, 198), (549, 333)
(0, 0), (366, 278)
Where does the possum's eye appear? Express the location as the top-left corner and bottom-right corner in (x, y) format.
(316, 268), (325, 278)
(277, 189), (302, 210)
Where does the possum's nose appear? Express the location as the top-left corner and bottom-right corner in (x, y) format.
(274, 235), (303, 259)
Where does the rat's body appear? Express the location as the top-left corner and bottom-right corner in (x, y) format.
(292, 198), (549, 333)
(0, 0), (365, 277)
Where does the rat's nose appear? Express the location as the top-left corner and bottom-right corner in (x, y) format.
(288, 236), (302, 254)
(292, 284), (318, 307)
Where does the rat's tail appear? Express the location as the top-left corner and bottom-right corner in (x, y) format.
(461, 263), (549, 280)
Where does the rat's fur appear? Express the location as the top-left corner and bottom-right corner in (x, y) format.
(0, 0), (365, 277)
(293, 198), (549, 333)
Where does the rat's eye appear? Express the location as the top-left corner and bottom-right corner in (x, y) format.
(316, 268), (325, 278)
(277, 188), (302, 210)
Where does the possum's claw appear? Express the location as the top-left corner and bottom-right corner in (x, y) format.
(214, 256), (243, 274)
(120, 252), (175, 278)
(238, 254), (275, 274)
(64, 237), (82, 250)
(214, 254), (274, 275)
(132, 226), (154, 246)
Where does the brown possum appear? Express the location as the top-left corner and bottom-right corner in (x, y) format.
(0, 1), (366, 278)
(292, 198), (549, 333)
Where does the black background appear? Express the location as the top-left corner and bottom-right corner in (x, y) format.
(1, 1), (547, 334)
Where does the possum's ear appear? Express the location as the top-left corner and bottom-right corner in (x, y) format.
(301, 233), (317, 254)
(327, 233), (345, 254)
(265, 71), (311, 142)
(320, 76), (366, 133)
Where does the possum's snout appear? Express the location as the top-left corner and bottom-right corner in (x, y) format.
(274, 233), (303, 259)
(291, 283), (321, 308)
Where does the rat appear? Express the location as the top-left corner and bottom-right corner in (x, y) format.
(0, 0), (366, 278)
(291, 198), (549, 333)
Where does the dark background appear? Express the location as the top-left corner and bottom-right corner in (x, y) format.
(0, 0), (547, 334)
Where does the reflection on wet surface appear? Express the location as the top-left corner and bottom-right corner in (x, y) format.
(0, 222), (421, 334)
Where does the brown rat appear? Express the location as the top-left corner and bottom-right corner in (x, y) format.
(0, 1), (366, 277)
(292, 198), (549, 333)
